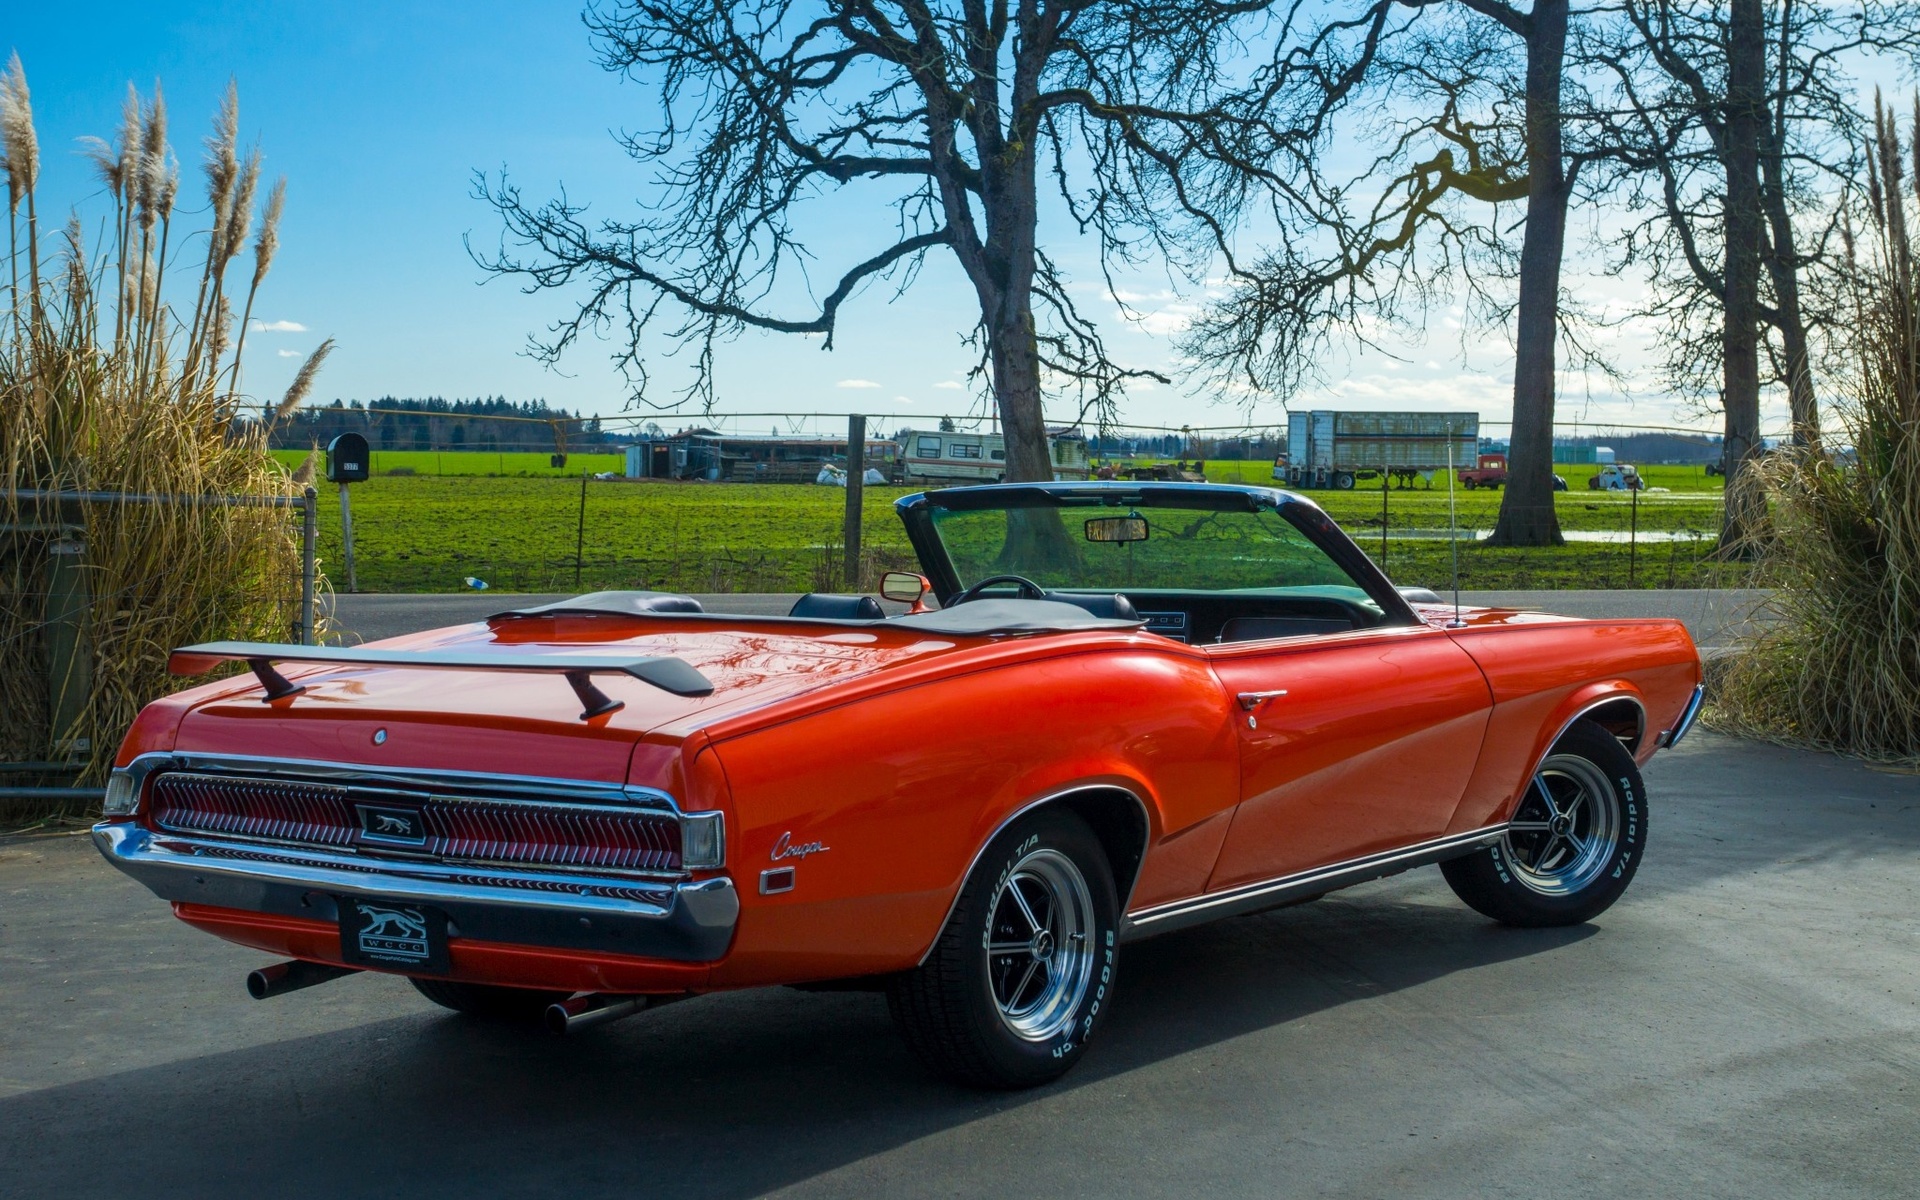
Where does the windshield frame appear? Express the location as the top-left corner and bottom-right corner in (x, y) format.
(895, 482), (1420, 626)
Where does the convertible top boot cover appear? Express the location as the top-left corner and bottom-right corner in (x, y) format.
(890, 598), (1143, 635)
(488, 591), (706, 621)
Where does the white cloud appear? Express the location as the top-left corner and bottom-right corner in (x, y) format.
(1123, 302), (1199, 337)
(252, 319), (307, 332)
(836, 378), (882, 389)
(894, 395), (914, 404)
(276, 348), (302, 358)
(932, 380), (964, 390)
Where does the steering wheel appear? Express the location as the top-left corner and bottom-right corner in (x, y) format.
(950, 573), (1049, 606)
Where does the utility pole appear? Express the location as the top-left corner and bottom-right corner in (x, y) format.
(844, 414), (866, 590)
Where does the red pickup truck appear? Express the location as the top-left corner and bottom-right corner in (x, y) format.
(1458, 453), (1508, 489)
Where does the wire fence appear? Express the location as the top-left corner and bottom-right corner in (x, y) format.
(290, 466), (1734, 597)
(1, 488), (320, 810)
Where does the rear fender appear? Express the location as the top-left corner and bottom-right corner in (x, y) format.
(700, 649), (1231, 989)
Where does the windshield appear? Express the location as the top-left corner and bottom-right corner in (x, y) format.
(926, 493), (1378, 607)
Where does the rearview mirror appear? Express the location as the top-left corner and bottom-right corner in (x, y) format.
(880, 571), (931, 607)
(1085, 516), (1150, 544)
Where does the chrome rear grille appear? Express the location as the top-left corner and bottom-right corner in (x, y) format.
(180, 842), (676, 903)
(148, 771), (682, 873)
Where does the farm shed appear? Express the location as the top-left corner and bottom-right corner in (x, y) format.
(624, 430), (899, 482)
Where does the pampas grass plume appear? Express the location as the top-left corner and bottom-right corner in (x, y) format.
(224, 147), (259, 266)
(253, 177), (284, 288)
(0, 52), (39, 202)
(276, 337), (334, 420)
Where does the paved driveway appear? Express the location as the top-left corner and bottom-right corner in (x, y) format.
(2, 731), (1914, 1198)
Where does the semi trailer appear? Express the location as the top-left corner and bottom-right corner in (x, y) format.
(1273, 410), (1481, 489)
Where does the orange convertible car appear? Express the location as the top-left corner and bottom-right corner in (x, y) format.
(96, 482), (1703, 1088)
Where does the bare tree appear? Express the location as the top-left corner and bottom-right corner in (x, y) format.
(1594, 0), (1920, 545)
(1182, 0), (1606, 547)
(476, 0), (1336, 482)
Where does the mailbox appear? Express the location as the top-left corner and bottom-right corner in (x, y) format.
(325, 433), (370, 483)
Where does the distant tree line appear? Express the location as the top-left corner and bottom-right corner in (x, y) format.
(268, 397), (620, 452)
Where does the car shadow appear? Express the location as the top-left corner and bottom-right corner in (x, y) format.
(0, 890), (1585, 1200)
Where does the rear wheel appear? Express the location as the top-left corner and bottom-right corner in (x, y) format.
(410, 977), (571, 1021)
(888, 809), (1120, 1089)
(1441, 720), (1645, 926)
(1333, 471), (1356, 490)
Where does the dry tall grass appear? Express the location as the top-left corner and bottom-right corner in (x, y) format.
(1711, 95), (1920, 764)
(2, 61), (330, 799)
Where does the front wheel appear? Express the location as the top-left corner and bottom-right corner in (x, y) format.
(888, 809), (1120, 1088)
(1441, 719), (1646, 926)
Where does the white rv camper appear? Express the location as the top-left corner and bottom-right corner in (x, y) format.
(895, 428), (1089, 485)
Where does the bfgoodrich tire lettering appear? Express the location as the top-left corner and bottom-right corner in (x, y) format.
(1441, 719), (1646, 927)
(888, 809), (1120, 1089)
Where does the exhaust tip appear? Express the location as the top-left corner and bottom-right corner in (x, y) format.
(545, 993), (647, 1034)
(246, 959), (358, 1000)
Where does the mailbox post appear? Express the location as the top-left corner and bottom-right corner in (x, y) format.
(326, 433), (369, 593)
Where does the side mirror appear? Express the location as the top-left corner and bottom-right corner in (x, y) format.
(880, 571), (932, 613)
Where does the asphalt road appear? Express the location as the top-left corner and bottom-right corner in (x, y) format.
(326, 587), (1773, 649)
(3, 731), (1915, 1198)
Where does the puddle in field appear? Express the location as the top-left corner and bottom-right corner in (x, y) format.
(1383, 529), (1716, 543)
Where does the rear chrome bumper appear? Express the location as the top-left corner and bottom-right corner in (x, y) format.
(1661, 683), (1708, 749)
(92, 821), (738, 962)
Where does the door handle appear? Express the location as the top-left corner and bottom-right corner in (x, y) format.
(1236, 689), (1289, 710)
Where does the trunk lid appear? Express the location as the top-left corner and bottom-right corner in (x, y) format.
(170, 615), (974, 781)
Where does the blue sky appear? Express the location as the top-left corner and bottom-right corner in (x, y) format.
(9, 2), (1790, 439)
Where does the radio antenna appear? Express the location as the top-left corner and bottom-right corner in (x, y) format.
(1446, 430), (1464, 628)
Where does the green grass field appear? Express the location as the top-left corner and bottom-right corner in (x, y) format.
(295, 469), (1738, 596)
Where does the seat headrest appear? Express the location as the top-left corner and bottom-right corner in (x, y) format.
(1046, 592), (1139, 621)
(788, 593), (886, 620)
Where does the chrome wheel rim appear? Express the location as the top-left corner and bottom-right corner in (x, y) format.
(1502, 754), (1621, 895)
(983, 848), (1095, 1042)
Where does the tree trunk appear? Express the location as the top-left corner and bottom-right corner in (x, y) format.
(990, 306), (1054, 482)
(1758, 40), (1819, 449)
(1721, 0), (1767, 552)
(1489, 0), (1570, 548)
(1768, 265), (1818, 448)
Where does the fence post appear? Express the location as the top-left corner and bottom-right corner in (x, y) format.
(1380, 463), (1389, 571)
(301, 486), (317, 645)
(45, 499), (92, 759)
(575, 470), (589, 590)
(844, 414), (866, 589)
(1629, 481), (1639, 587)
(337, 481), (358, 593)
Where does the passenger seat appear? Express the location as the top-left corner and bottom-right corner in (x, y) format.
(1216, 616), (1351, 642)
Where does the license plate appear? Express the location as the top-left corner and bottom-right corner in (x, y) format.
(338, 897), (450, 974)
